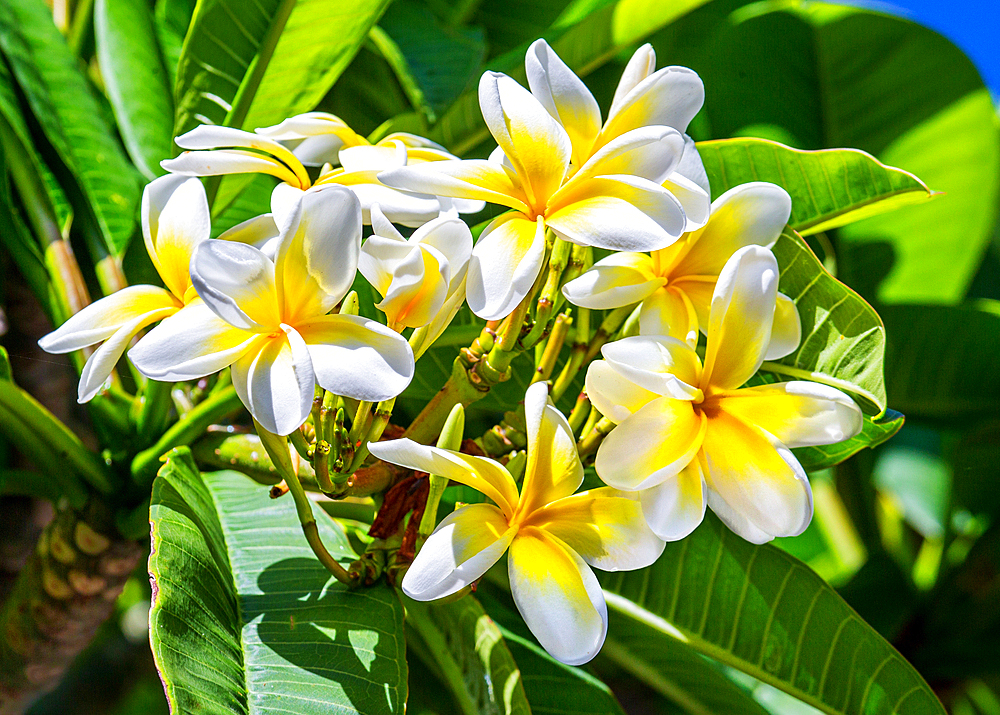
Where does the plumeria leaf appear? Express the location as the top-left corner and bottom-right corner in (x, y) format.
(154, 0), (195, 88)
(405, 595), (531, 715)
(149, 450), (407, 714)
(762, 228), (887, 415)
(881, 301), (1000, 419)
(95, 0), (174, 181)
(601, 512), (946, 715)
(697, 138), (933, 236)
(0, 0), (142, 256)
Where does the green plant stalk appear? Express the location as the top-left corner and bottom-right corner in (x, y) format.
(552, 306), (590, 402)
(521, 236), (571, 348)
(134, 379), (174, 448)
(0, 381), (113, 495)
(320, 390), (337, 443)
(417, 404), (465, 540)
(531, 312), (571, 384)
(313, 441), (334, 493)
(583, 304), (635, 363)
(288, 426), (312, 462)
(566, 390), (591, 436)
(191, 432), (319, 488)
(403, 356), (491, 445)
(578, 416), (615, 457)
(256, 421), (356, 586)
(131, 386), (243, 485)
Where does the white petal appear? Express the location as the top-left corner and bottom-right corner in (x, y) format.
(191, 240), (279, 331)
(610, 44), (656, 117)
(705, 488), (775, 544)
(601, 65), (704, 141)
(298, 314), (414, 401)
(584, 359), (658, 423)
(402, 504), (515, 600)
(162, 149), (302, 187)
(128, 302), (259, 381)
(339, 142), (407, 173)
(765, 292), (801, 360)
(218, 213), (280, 255)
(142, 174), (211, 298)
(662, 172), (711, 233)
(571, 126), (684, 185)
(561, 252), (661, 310)
(508, 529), (607, 666)
(467, 213), (546, 321)
(344, 181), (442, 227)
(380, 159), (529, 214)
(520, 381), (584, 513)
(600, 335), (702, 399)
(292, 134), (347, 166)
(358, 233), (414, 297)
(639, 461), (707, 541)
(232, 326), (315, 436)
(369, 203), (405, 242)
(411, 215), (473, 275)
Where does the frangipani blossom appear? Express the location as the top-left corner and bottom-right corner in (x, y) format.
(369, 382), (663, 665)
(526, 39), (711, 230)
(129, 185), (414, 436)
(564, 181), (800, 354)
(380, 72), (691, 320)
(161, 122), (483, 227)
(359, 204), (472, 330)
(586, 246), (863, 544)
(38, 175), (209, 402)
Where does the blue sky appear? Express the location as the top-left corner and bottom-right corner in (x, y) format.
(856, 0), (1000, 97)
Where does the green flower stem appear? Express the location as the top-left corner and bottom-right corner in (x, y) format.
(417, 404), (465, 542)
(578, 416), (615, 457)
(0, 380), (113, 496)
(403, 355), (493, 445)
(320, 390), (338, 443)
(583, 304), (635, 363)
(131, 386), (243, 486)
(531, 312), (572, 385)
(552, 307), (590, 402)
(134, 379), (174, 448)
(313, 441), (334, 493)
(288, 427), (312, 462)
(350, 401), (373, 446)
(521, 237), (572, 349)
(191, 432), (319, 489)
(255, 421), (356, 587)
(567, 390), (591, 436)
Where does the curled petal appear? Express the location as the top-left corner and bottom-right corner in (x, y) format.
(142, 174), (211, 298)
(479, 71), (571, 208)
(467, 213), (546, 321)
(701, 409), (813, 540)
(39, 285), (179, 353)
(162, 149), (303, 187)
(528, 487), (665, 570)
(256, 111), (361, 142)
(662, 173), (710, 233)
(77, 306), (178, 403)
(571, 126), (684, 185)
(638, 287), (699, 347)
(378, 243), (450, 328)
(584, 360), (659, 423)
(520, 382), (584, 514)
(402, 503), (515, 600)
(380, 159), (529, 214)
(701, 246), (779, 390)
(367, 439), (520, 519)
(525, 39), (602, 166)
(508, 528), (607, 666)
(298, 314), (414, 402)
(672, 182), (791, 278)
(562, 252), (661, 310)
(171, 125), (309, 187)
(546, 175), (686, 252)
(639, 460), (707, 541)
(595, 395), (706, 491)
(765, 292), (801, 360)
(232, 326), (315, 436)
(600, 65), (704, 144)
(128, 302), (259, 382)
(717, 381), (863, 448)
(601, 336), (702, 399)
(191, 240), (279, 331)
(610, 44), (656, 117)
(412, 215), (473, 277)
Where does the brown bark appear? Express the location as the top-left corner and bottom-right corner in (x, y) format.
(0, 498), (141, 714)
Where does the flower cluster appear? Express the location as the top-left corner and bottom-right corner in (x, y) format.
(39, 39), (864, 665)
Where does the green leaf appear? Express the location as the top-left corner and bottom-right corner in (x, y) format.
(154, 0), (195, 88)
(0, 0), (142, 256)
(95, 0), (174, 180)
(149, 451), (407, 714)
(880, 300), (1000, 419)
(762, 229), (887, 415)
(601, 513), (945, 715)
(210, 173), (278, 238)
(426, 0), (711, 155)
(794, 410), (904, 473)
(697, 137), (933, 236)
(475, 587), (628, 715)
(405, 595), (531, 715)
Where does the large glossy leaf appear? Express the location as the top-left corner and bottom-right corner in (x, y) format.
(405, 595), (530, 715)
(697, 138), (932, 236)
(644, 1), (999, 305)
(96, 0), (174, 180)
(426, 0), (711, 155)
(601, 513), (945, 715)
(763, 229), (887, 415)
(0, 0), (142, 256)
(154, 0), (196, 88)
(880, 301), (1000, 419)
(149, 450), (407, 714)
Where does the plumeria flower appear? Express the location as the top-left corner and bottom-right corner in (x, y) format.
(38, 176), (209, 402)
(359, 204), (472, 330)
(526, 39), (710, 230)
(369, 382), (664, 665)
(563, 182), (800, 353)
(129, 185), (414, 436)
(586, 245), (863, 544)
(380, 72), (692, 320)
(161, 122), (483, 227)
